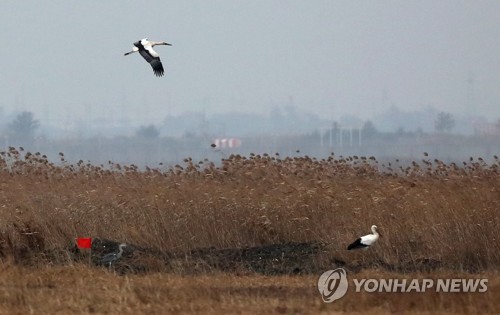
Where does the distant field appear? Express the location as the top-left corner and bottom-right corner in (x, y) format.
(0, 147), (498, 313)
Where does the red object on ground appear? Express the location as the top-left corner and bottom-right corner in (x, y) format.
(76, 238), (92, 249)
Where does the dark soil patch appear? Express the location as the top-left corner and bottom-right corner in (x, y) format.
(3, 236), (446, 275)
(84, 239), (325, 275)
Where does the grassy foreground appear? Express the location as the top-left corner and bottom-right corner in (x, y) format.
(0, 148), (499, 313)
(0, 265), (498, 314)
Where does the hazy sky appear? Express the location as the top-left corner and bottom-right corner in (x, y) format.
(1, 1), (499, 127)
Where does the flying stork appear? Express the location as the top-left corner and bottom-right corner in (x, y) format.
(124, 38), (172, 77)
(347, 225), (380, 250)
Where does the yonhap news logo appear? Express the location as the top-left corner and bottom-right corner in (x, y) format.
(317, 268), (488, 303)
(317, 268), (348, 302)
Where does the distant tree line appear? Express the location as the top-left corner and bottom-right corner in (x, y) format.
(7, 111), (39, 145)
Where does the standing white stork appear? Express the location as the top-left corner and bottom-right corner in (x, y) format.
(347, 225), (380, 250)
(124, 38), (172, 77)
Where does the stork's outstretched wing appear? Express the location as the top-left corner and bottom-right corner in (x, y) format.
(138, 49), (164, 77)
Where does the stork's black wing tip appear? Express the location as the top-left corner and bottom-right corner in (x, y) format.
(154, 70), (164, 77)
(347, 238), (365, 250)
(150, 59), (165, 77)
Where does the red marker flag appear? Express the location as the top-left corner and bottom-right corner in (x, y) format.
(76, 237), (92, 249)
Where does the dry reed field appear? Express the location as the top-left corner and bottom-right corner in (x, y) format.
(0, 147), (499, 314)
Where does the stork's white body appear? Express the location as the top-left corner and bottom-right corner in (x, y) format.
(347, 225), (379, 250)
(124, 38), (172, 77)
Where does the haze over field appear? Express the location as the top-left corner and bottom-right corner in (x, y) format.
(1, 1), (499, 136)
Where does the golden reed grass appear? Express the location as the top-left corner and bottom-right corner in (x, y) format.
(0, 147), (498, 313)
(0, 265), (498, 314)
